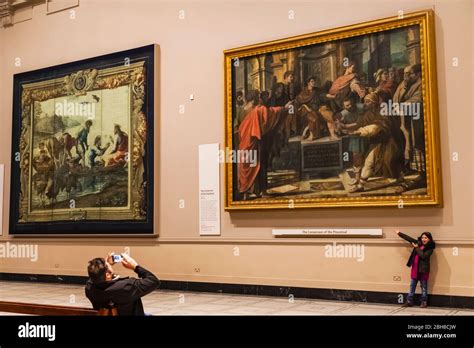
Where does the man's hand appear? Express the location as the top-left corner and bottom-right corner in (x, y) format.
(121, 253), (138, 270)
(106, 252), (115, 265)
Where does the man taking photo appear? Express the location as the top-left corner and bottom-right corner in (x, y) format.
(85, 252), (159, 315)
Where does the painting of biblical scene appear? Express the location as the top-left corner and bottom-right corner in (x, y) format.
(10, 45), (155, 234)
(225, 11), (441, 209)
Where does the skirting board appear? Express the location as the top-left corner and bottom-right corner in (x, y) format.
(0, 272), (472, 309)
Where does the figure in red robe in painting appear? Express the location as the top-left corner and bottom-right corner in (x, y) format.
(326, 60), (366, 112)
(237, 91), (291, 200)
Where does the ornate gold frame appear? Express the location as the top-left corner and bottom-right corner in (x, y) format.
(224, 9), (442, 210)
(19, 62), (148, 222)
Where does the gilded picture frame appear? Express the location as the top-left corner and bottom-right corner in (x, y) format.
(224, 10), (442, 210)
(10, 45), (156, 234)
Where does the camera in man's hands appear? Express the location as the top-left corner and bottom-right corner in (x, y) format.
(112, 254), (123, 263)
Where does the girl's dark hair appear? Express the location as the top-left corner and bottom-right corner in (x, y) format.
(419, 231), (436, 250)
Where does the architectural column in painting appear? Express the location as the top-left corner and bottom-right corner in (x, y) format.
(406, 26), (421, 65)
(286, 50), (297, 74)
(271, 50), (298, 84)
(349, 41), (366, 83)
(336, 42), (347, 72)
(271, 53), (285, 83)
(257, 55), (266, 90)
(246, 57), (261, 91)
(296, 49), (307, 87)
(234, 59), (246, 95)
(367, 33), (391, 84)
(298, 44), (337, 88)
(262, 54), (275, 91)
(324, 43), (337, 83)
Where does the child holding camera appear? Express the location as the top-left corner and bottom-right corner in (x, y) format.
(395, 230), (436, 308)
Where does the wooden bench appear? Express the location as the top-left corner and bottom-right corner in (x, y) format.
(0, 301), (117, 316)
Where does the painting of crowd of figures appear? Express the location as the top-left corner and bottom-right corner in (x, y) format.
(225, 11), (441, 209)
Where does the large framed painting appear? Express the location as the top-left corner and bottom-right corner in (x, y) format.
(10, 45), (157, 234)
(224, 10), (442, 210)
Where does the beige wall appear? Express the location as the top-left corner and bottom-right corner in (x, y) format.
(0, 0), (472, 297)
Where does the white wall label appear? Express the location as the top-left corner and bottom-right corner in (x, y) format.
(198, 144), (221, 235)
(272, 228), (383, 237)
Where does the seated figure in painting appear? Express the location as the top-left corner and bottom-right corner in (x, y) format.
(106, 124), (129, 168)
(295, 76), (336, 140)
(347, 92), (405, 193)
(238, 90), (293, 200)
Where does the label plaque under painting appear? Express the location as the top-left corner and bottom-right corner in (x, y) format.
(272, 229), (383, 237)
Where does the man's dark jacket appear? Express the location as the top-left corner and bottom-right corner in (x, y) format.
(85, 265), (159, 315)
(398, 232), (435, 273)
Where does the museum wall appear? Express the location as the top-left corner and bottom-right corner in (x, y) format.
(0, 0), (472, 297)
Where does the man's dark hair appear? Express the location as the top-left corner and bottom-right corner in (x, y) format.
(88, 258), (107, 284)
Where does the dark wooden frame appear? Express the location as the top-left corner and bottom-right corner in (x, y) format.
(9, 45), (156, 235)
